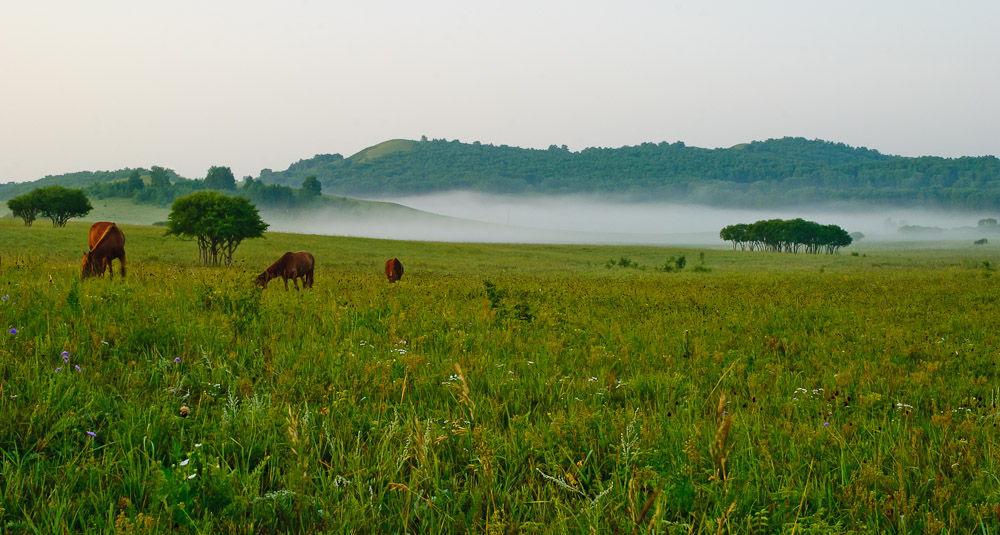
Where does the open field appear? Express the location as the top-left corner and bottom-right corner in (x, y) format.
(1, 219), (999, 533)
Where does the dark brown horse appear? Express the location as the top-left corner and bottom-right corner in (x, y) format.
(255, 251), (314, 290)
(385, 258), (403, 283)
(82, 222), (126, 279)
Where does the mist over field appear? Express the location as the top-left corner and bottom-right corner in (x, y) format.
(267, 191), (997, 245)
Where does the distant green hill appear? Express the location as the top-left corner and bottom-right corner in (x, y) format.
(260, 137), (1000, 209)
(6, 137), (1000, 210)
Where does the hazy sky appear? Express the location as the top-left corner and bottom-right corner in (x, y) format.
(2, 1), (997, 183)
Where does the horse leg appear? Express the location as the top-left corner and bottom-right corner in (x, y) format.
(120, 252), (126, 278)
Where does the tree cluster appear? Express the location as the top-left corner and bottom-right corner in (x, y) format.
(80, 165), (323, 213)
(6, 186), (92, 227)
(720, 219), (853, 254)
(258, 137), (1000, 209)
(239, 176), (322, 210)
(165, 191), (268, 267)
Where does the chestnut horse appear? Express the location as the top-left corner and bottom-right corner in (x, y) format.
(385, 258), (403, 283)
(255, 251), (314, 290)
(82, 222), (126, 279)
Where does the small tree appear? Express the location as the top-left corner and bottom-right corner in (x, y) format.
(166, 191), (268, 267)
(7, 192), (41, 226)
(127, 169), (145, 191)
(149, 166), (171, 190)
(300, 175), (322, 199)
(34, 186), (93, 227)
(204, 166), (236, 191)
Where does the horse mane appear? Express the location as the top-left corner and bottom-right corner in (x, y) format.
(90, 223), (118, 252)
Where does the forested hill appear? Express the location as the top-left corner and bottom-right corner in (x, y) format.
(260, 137), (1000, 209)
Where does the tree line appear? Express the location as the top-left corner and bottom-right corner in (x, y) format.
(258, 137), (1000, 209)
(82, 166), (325, 211)
(6, 136), (999, 211)
(720, 219), (853, 254)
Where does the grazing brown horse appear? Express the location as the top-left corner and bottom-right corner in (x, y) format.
(82, 222), (126, 279)
(385, 258), (403, 283)
(255, 251), (314, 290)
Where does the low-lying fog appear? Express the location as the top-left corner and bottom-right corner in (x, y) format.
(268, 191), (997, 245)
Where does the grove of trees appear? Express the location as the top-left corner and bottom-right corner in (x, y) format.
(6, 186), (92, 227)
(165, 192), (269, 267)
(720, 219), (853, 254)
(74, 165), (326, 213)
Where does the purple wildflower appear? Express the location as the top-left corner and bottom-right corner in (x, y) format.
(1, 295), (7, 301)
(55, 367), (62, 373)
(823, 421), (830, 428)
(62, 351), (70, 362)
(174, 357), (181, 363)
(74, 365), (81, 372)
(8, 328), (16, 335)
(86, 431), (96, 438)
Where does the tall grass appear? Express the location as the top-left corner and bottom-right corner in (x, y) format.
(1, 219), (999, 533)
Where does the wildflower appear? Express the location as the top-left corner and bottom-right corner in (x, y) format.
(187, 473), (197, 479)
(1, 295), (7, 301)
(823, 422), (830, 428)
(8, 328), (16, 335)
(74, 365), (81, 372)
(180, 458), (190, 466)
(86, 431), (96, 438)
(55, 367), (62, 373)
(174, 357), (181, 363)
(62, 351), (70, 362)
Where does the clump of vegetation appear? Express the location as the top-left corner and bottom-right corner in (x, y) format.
(692, 251), (711, 272)
(483, 280), (534, 321)
(657, 255), (686, 272)
(606, 256), (639, 269)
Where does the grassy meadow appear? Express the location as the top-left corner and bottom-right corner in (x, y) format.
(1, 218), (999, 533)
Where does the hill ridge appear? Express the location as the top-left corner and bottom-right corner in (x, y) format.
(259, 136), (1000, 209)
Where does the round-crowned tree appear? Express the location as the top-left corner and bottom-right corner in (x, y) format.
(7, 191), (41, 226)
(166, 191), (268, 267)
(204, 165), (237, 191)
(300, 175), (322, 199)
(32, 186), (93, 227)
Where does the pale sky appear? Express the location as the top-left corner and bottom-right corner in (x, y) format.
(1, 1), (997, 183)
